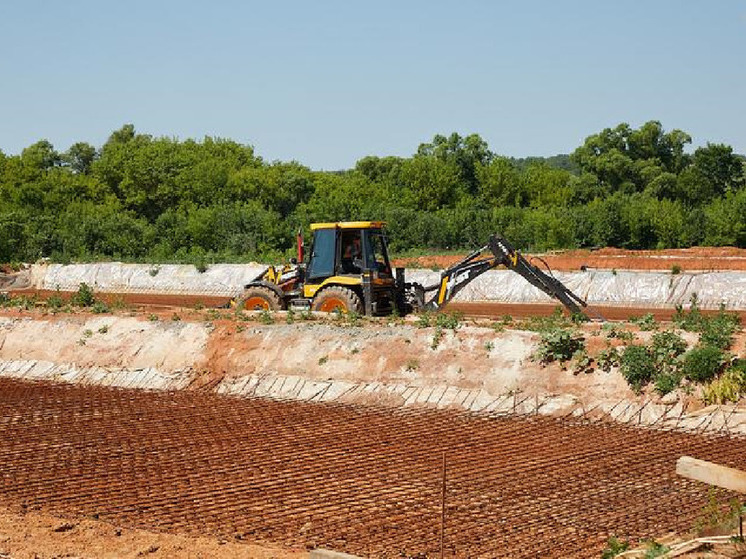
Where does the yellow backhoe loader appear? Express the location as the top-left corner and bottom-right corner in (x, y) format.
(237, 221), (589, 317)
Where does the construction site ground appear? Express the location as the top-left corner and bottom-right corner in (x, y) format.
(3, 248), (746, 558)
(2, 377), (746, 559)
(0, 505), (302, 559)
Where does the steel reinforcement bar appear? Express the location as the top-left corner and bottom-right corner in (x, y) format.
(1, 378), (746, 558)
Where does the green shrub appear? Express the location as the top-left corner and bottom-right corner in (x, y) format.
(571, 312), (589, 324)
(46, 294), (64, 310)
(620, 345), (656, 391)
(651, 330), (687, 357)
(92, 300), (110, 314)
(520, 308), (572, 332)
(699, 310), (741, 350)
(435, 311), (463, 330)
(674, 293), (705, 331)
(596, 347), (620, 372)
(630, 313), (659, 331)
(681, 345), (726, 383)
(654, 372), (680, 395)
(650, 330), (687, 374)
(673, 297), (740, 350)
(71, 282), (95, 307)
(259, 309), (274, 325)
(416, 312), (433, 328)
(431, 326), (444, 350)
(603, 324), (635, 342)
(642, 541), (670, 558)
(571, 349), (593, 374)
(601, 536), (630, 559)
(533, 328), (585, 365)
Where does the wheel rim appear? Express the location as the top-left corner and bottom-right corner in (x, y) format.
(317, 297), (348, 313)
(244, 296), (270, 311)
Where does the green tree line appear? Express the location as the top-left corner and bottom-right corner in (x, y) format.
(1, 121), (744, 264)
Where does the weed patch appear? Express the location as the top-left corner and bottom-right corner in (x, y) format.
(629, 313), (659, 331)
(703, 361), (746, 404)
(596, 347), (621, 372)
(601, 536), (630, 559)
(520, 308), (572, 333)
(435, 311), (462, 330)
(259, 310), (274, 325)
(71, 283), (95, 307)
(533, 328), (585, 366)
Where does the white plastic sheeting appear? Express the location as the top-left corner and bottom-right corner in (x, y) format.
(2, 359), (743, 433)
(31, 263), (746, 309)
(41, 263), (267, 296)
(0, 360), (194, 390)
(214, 372), (746, 433)
(407, 269), (746, 309)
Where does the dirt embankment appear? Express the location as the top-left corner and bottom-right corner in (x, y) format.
(0, 307), (744, 432)
(393, 246), (746, 272)
(0, 309), (627, 408)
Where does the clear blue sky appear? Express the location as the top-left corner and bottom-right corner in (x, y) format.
(1, 1), (744, 169)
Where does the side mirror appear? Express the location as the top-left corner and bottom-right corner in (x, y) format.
(290, 257), (298, 265)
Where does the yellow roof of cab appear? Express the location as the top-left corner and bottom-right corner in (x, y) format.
(310, 221), (386, 231)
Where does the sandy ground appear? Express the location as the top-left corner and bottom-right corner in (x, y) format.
(0, 506), (305, 559)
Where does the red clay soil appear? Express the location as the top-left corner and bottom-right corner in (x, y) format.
(2, 378), (746, 558)
(393, 246), (746, 272)
(19, 289), (746, 322)
(0, 506), (303, 559)
(21, 288), (234, 309)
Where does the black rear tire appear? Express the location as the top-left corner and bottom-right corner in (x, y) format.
(312, 286), (363, 314)
(239, 286), (282, 311)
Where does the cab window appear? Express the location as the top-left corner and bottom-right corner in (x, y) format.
(362, 229), (392, 276)
(306, 228), (336, 280)
(340, 230), (362, 274)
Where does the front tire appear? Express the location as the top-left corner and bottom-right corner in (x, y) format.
(239, 286), (282, 311)
(312, 286), (363, 314)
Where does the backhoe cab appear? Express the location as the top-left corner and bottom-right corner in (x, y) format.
(239, 221), (400, 315)
(238, 221), (592, 319)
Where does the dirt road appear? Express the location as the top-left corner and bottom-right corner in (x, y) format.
(16, 289), (746, 323)
(1, 379), (745, 558)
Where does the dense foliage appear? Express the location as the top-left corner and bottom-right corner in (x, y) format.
(617, 302), (741, 395)
(1, 121), (744, 264)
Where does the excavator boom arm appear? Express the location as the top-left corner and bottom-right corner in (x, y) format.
(489, 235), (587, 315)
(419, 234), (588, 316)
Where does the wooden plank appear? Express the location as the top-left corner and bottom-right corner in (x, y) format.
(676, 456), (746, 493)
(310, 550), (362, 559)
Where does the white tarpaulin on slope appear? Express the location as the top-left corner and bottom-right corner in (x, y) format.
(35, 263), (746, 309)
(41, 263), (267, 296)
(386, 269), (746, 309)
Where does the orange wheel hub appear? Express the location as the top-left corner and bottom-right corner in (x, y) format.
(317, 297), (347, 313)
(244, 297), (270, 311)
